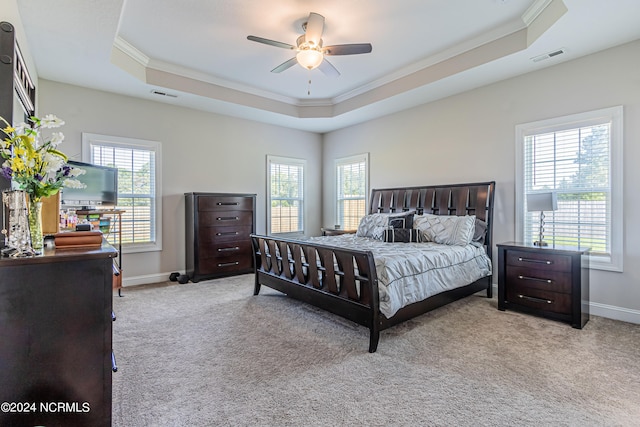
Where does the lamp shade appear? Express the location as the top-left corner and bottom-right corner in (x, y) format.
(296, 49), (323, 70)
(527, 192), (558, 212)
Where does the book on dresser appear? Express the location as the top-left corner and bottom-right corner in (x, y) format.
(184, 192), (256, 283)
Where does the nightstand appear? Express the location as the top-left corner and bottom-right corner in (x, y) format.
(321, 228), (356, 236)
(497, 242), (590, 328)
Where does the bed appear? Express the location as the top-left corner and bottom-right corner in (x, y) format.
(250, 181), (495, 352)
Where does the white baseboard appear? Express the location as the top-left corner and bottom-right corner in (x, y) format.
(589, 302), (640, 325)
(122, 271), (182, 287)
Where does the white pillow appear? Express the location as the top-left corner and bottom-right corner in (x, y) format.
(356, 211), (415, 240)
(413, 214), (476, 246)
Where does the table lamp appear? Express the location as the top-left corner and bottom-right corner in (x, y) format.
(527, 192), (558, 246)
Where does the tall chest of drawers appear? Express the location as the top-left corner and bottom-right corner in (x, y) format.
(497, 242), (590, 328)
(185, 192), (256, 283)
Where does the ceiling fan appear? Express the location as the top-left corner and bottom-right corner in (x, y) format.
(247, 12), (372, 77)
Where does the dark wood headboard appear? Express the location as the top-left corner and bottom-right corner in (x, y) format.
(368, 181), (496, 256)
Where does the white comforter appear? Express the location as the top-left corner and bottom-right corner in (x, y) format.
(308, 234), (492, 318)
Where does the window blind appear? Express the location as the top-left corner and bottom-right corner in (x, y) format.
(336, 158), (367, 230)
(91, 144), (156, 246)
(269, 160), (304, 234)
(524, 124), (610, 255)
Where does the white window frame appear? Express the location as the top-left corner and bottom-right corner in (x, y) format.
(266, 155), (305, 237)
(515, 106), (623, 272)
(335, 153), (369, 230)
(81, 133), (163, 254)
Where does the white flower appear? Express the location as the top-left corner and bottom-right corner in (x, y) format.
(40, 114), (65, 128)
(63, 178), (86, 189)
(50, 132), (64, 146)
(43, 152), (65, 175)
(69, 167), (86, 177)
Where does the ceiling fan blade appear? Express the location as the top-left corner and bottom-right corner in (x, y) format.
(304, 13), (325, 46)
(323, 43), (373, 55)
(318, 58), (340, 77)
(247, 35), (295, 50)
(271, 57), (298, 73)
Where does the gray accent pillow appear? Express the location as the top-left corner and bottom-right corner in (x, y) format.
(473, 218), (488, 244)
(356, 211), (415, 240)
(413, 214), (476, 246)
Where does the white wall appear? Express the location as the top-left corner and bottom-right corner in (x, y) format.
(323, 40), (640, 323)
(38, 81), (322, 285)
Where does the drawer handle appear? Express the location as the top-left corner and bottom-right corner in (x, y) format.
(216, 231), (239, 236)
(217, 216), (239, 221)
(218, 261), (240, 267)
(518, 275), (552, 284)
(217, 202), (239, 206)
(218, 246), (240, 252)
(518, 294), (552, 304)
(111, 351), (118, 372)
(518, 257), (553, 265)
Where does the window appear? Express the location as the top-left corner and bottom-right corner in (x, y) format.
(267, 155), (305, 235)
(82, 133), (162, 253)
(515, 106), (623, 271)
(335, 153), (368, 230)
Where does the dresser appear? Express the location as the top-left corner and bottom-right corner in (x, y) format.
(185, 192), (256, 283)
(0, 243), (117, 427)
(497, 242), (590, 328)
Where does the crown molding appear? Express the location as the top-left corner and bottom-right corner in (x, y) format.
(113, 36), (149, 67)
(523, 0), (557, 26)
(111, 0), (565, 120)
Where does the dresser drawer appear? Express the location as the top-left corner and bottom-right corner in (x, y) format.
(198, 225), (253, 244)
(198, 196), (253, 212)
(199, 210), (253, 227)
(505, 266), (572, 294)
(197, 255), (253, 275)
(198, 239), (252, 259)
(506, 250), (572, 272)
(506, 286), (571, 314)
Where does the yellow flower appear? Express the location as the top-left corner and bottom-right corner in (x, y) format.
(0, 114), (78, 201)
(12, 157), (25, 172)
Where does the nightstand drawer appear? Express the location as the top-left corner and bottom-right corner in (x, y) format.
(506, 287), (571, 314)
(505, 266), (572, 294)
(506, 250), (572, 272)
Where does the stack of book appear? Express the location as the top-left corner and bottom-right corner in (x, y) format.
(54, 231), (103, 249)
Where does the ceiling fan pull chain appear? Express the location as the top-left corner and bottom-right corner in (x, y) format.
(307, 78), (312, 96)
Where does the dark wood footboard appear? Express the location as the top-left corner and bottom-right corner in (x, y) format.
(250, 234), (382, 352)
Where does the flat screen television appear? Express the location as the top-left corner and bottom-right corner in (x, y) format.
(60, 160), (118, 208)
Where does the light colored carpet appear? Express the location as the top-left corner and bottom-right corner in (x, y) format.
(112, 274), (640, 427)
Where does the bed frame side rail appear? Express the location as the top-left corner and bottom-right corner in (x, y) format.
(250, 234), (382, 352)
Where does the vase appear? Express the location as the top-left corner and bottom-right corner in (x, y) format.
(1, 190), (35, 256)
(28, 199), (44, 252)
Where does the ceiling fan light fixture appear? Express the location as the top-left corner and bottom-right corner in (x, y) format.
(296, 48), (323, 70)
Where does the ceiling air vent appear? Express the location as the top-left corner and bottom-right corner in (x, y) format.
(151, 89), (177, 98)
(531, 48), (566, 63)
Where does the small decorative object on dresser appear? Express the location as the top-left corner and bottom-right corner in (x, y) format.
(497, 242), (590, 328)
(184, 192), (256, 283)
